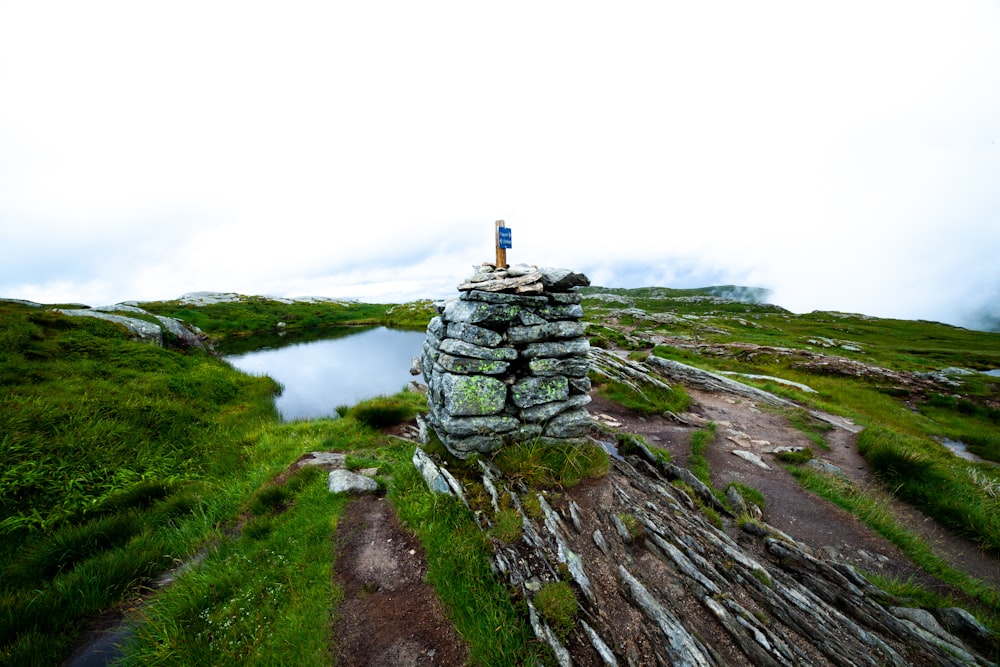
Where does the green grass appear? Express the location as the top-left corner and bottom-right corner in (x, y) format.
(491, 439), (610, 489)
(593, 376), (691, 417)
(688, 422), (718, 487)
(788, 465), (1000, 637)
(0, 301), (299, 665)
(121, 465), (343, 666)
(784, 408), (833, 450)
(857, 427), (1000, 555)
(534, 581), (578, 639)
(725, 482), (767, 512)
(774, 447), (814, 465)
(142, 296), (391, 339)
(489, 508), (525, 544)
(388, 461), (545, 665)
(346, 392), (426, 428)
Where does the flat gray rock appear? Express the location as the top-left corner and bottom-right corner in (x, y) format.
(328, 470), (379, 494)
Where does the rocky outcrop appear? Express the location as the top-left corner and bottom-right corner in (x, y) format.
(54, 304), (207, 349)
(172, 291), (357, 307)
(414, 434), (995, 666)
(412, 348), (997, 665)
(422, 264), (593, 459)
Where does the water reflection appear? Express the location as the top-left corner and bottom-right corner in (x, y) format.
(939, 438), (989, 464)
(224, 326), (425, 421)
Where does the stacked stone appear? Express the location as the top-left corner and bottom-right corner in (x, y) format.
(423, 264), (593, 459)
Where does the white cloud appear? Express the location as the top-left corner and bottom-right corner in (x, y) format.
(1, 1), (999, 328)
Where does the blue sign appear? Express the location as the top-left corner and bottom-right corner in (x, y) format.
(498, 226), (512, 249)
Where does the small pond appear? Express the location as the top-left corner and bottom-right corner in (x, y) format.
(223, 326), (425, 421)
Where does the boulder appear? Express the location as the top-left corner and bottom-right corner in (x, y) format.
(327, 470), (379, 494)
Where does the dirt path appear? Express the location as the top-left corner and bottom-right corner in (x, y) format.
(330, 495), (469, 666)
(590, 388), (1000, 591)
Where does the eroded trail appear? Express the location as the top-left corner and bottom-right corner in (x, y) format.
(330, 495), (469, 667)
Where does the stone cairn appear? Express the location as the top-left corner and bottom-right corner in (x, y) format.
(422, 263), (593, 459)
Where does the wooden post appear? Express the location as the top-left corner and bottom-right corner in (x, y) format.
(495, 219), (507, 269)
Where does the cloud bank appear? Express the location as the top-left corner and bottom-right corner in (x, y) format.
(1, 1), (998, 330)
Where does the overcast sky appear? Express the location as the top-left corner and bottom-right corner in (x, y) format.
(2, 1), (998, 330)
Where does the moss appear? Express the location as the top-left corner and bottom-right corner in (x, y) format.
(774, 447), (814, 465)
(617, 513), (645, 539)
(534, 581), (578, 639)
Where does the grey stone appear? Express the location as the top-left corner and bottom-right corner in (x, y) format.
(732, 450), (772, 470)
(543, 408), (593, 438)
(548, 291), (583, 305)
(457, 272), (544, 293)
(580, 620), (619, 667)
(445, 433), (506, 457)
(55, 309), (164, 345)
(805, 458), (847, 479)
(518, 310), (548, 326)
(505, 263), (538, 277)
(95, 303), (148, 314)
(528, 601), (572, 667)
(593, 529), (611, 556)
(529, 357), (592, 378)
(427, 316), (446, 338)
(522, 338), (590, 359)
(512, 376), (569, 409)
(515, 282), (544, 295)
(617, 565), (712, 667)
(507, 321), (587, 344)
(469, 266), (503, 282)
(536, 303), (585, 321)
(538, 267), (591, 291)
(427, 265), (593, 455)
(515, 423), (544, 440)
(0, 298), (43, 308)
(328, 470), (379, 494)
(538, 494), (597, 605)
(301, 452), (347, 467)
(439, 338), (519, 361)
(935, 607), (994, 642)
(437, 353), (510, 375)
(441, 373), (507, 416)
(437, 413), (521, 437)
(891, 607), (954, 644)
(177, 291), (242, 306)
(412, 447), (454, 495)
(521, 394), (592, 423)
(155, 315), (204, 348)
(443, 298), (520, 326)
(446, 321), (504, 348)
(460, 290), (548, 306)
(725, 486), (747, 515)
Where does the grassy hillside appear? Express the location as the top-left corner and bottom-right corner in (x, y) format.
(2, 287), (999, 664)
(141, 295), (437, 339)
(0, 297), (537, 665)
